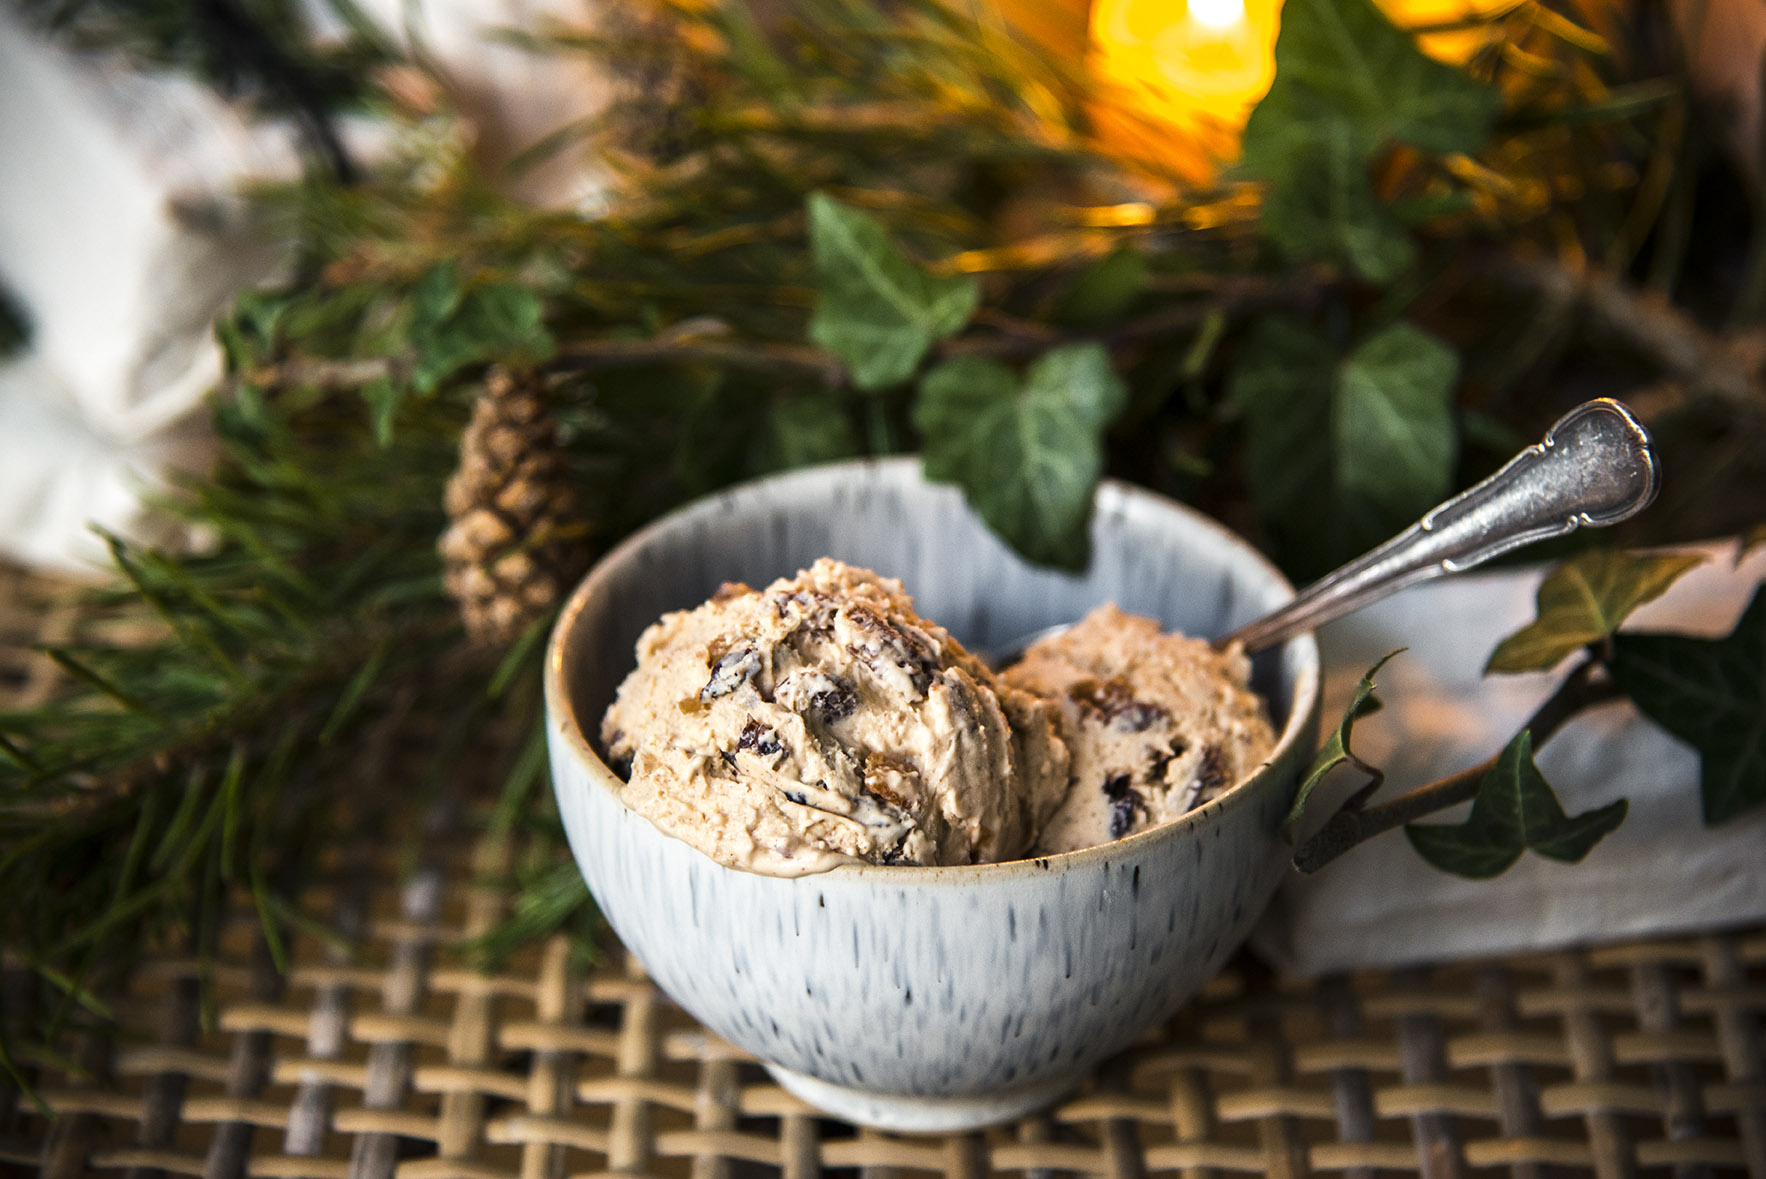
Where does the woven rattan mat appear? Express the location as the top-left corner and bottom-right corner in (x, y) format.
(2, 564), (1763, 1179)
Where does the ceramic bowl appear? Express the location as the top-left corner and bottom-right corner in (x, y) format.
(545, 459), (1320, 1132)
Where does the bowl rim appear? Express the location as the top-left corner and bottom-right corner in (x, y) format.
(544, 456), (1321, 884)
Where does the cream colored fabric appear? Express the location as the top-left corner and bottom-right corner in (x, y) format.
(0, 12), (300, 572)
(1252, 540), (1766, 976)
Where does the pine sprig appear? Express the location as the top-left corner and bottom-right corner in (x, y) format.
(4, 0), (1762, 1055)
(0, 362), (488, 1053)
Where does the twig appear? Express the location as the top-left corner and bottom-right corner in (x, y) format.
(1100, 279), (1325, 348)
(548, 337), (846, 384)
(1292, 657), (1622, 874)
(1487, 254), (1764, 415)
(970, 308), (1063, 343)
(941, 275), (1321, 362)
(237, 279), (1325, 396)
(237, 356), (404, 392)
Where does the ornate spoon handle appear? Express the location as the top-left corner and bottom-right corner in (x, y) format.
(1222, 398), (1660, 654)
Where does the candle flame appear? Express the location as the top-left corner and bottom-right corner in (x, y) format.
(1189, 0), (1248, 32)
(1085, 0), (1281, 183)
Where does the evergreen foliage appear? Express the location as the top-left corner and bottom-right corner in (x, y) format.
(4, 0), (1763, 1056)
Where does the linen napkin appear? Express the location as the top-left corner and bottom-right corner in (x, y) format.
(1249, 540), (1766, 976)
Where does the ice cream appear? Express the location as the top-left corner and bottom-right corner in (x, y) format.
(602, 561), (1277, 873)
(600, 558), (1070, 876)
(1001, 604), (1276, 854)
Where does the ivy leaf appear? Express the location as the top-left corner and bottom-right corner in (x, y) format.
(914, 343), (1128, 569)
(1230, 316), (1459, 578)
(806, 192), (980, 391)
(1243, 105), (1413, 281)
(1405, 730), (1628, 878)
(1335, 322), (1457, 527)
(1284, 649), (1401, 840)
(1238, 0), (1499, 276)
(1230, 317), (1337, 555)
(409, 266), (554, 394)
(760, 394), (860, 472)
(413, 261), (466, 324)
(1486, 549), (1709, 673)
(1609, 585), (1766, 825)
(1262, 0), (1500, 157)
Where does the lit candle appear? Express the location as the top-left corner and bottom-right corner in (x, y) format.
(1086, 0), (1283, 182)
(1083, 0), (1503, 183)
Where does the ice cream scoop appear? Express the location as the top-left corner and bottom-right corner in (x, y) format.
(1002, 604), (1276, 854)
(601, 558), (1069, 876)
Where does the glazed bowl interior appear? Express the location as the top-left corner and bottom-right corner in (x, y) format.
(556, 458), (1313, 780)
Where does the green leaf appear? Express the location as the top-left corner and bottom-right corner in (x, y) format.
(1238, 0), (1499, 276)
(762, 393), (861, 471)
(1229, 317), (1337, 558)
(1487, 549), (1709, 673)
(1230, 315), (1460, 578)
(1250, 0), (1500, 159)
(1406, 730), (1628, 878)
(216, 289), (292, 370)
(806, 192), (980, 390)
(1057, 247), (1148, 325)
(914, 343), (1128, 569)
(413, 261), (465, 324)
(1285, 649), (1400, 839)
(1244, 107), (1413, 282)
(1335, 322), (1457, 527)
(409, 270), (554, 394)
(1610, 586), (1766, 824)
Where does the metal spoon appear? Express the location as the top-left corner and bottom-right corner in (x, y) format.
(996, 397), (1660, 663)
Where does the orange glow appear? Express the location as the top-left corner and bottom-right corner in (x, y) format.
(1083, 0), (1506, 184)
(1087, 0), (1282, 183)
(1386, 0), (1513, 64)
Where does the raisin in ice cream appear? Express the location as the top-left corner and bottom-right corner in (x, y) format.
(601, 559), (1069, 876)
(1001, 604), (1276, 855)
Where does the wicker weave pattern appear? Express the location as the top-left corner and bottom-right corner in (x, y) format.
(1, 567), (1762, 1179)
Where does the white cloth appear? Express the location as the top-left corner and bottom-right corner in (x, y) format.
(1250, 540), (1766, 976)
(0, 2), (615, 573)
(0, 11), (301, 572)
(0, 354), (213, 572)
(0, 12), (299, 440)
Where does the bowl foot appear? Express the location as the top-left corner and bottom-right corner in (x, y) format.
(764, 1064), (1075, 1133)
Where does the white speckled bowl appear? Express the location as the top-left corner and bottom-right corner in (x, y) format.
(546, 459), (1319, 1133)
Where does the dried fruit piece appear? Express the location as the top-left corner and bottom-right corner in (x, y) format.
(702, 648), (762, 701)
(1102, 773), (1143, 839)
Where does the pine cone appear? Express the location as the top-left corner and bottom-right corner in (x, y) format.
(440, 368), (588, 648)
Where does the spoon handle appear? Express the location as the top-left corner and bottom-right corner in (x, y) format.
(1223, 398), (1660, 654)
